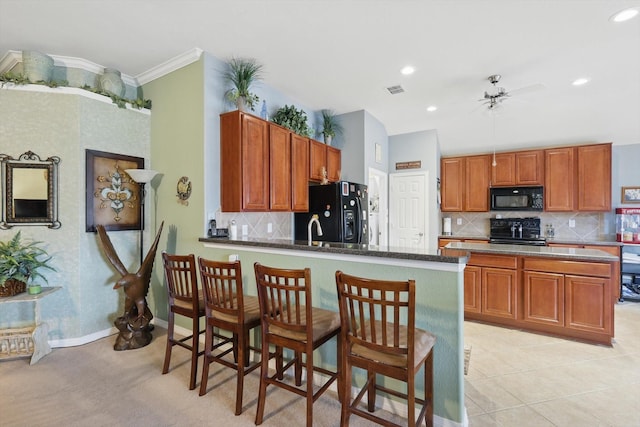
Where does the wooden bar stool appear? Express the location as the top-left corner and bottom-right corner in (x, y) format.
(197, 257), (264, 415)
(253, 262), (342, 427)
(335, 271), (436, 427)
(161, 252), (205, 390)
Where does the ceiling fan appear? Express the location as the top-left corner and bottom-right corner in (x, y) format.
(479, 74), (544, 111)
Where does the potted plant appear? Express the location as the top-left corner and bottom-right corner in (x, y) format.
(223, 57), (264, 112)
(0, 231), (55, 296)
(271, 104), (314, 137)
(320, 109), (343, 145)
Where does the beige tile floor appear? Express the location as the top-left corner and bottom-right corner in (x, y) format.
(464, 301), (640, 427)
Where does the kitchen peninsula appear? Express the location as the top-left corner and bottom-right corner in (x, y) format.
(198, 237), (468, 426)
(444, 242), (619, 346)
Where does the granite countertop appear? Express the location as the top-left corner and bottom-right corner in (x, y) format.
(438, 235), (622, 247)
(445, 242), (619, 262)
(199, 237), (469, 264)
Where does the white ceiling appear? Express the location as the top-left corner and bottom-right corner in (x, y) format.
(1, 0), (638, 155)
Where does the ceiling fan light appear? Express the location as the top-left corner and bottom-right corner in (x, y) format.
(610, 7), (639, 23)
(426, 105), (438, 112)
(572, 77), (590, 86)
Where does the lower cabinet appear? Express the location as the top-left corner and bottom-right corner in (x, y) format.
(465, 253), (615, 345)
(465, 253), (517, 319)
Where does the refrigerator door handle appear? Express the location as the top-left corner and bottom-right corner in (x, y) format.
(355, 196), (363, 244)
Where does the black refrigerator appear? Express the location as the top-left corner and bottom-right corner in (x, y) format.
(294, 181), (368, 244)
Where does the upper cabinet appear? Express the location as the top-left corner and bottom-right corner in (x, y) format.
(220, 111), (269, 211)
(492, 150), (544, 186)
(309, 139), (341, 183)
(442, 142), (611, 213)
(577, 143), (611, 211)
(220, 110), (315, 212)
(544, 147), (575, 211)
(441, 155), (490, 212)
(544, 143), (611, 212)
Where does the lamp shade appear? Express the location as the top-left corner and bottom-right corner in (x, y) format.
(125, 169), (159, 184)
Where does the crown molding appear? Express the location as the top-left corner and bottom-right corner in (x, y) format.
(0, 50), (138, 86)
(135, 48), (203, 85)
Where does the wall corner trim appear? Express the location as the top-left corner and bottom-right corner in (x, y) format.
(136, 47), (203, 85)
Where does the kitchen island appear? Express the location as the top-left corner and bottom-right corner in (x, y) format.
(199, 237), (468, 426)
(444, 242), (619, 345)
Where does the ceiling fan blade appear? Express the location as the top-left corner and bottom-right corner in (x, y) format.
(507, 83), (545, 96)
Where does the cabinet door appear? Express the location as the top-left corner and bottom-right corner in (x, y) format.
(464, 265), (481, 313)
(291, 134), (309, 212)
(523, 271), (564, 326)
(269, 124), (291, 211)
(481, 267), (517, 319)
(577, 143), (611, 211)
(465, 155), (490, 211)
(441, 157), (464, 211)
(326, 145), (341, 183)
(544, 147), (575, 211)
(565, 275), (611, 334)
(584, 244), (620, 301)
(491, 153), (516, 186)
(516, 150), (544, 185)
(241, 115), (270, 211)
(309, 139), (327, 182)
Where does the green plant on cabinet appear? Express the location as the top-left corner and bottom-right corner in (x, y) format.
(271, 104), (314, 138)
(223, 57), (264, 111)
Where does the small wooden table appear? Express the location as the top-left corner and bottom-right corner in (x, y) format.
(0, 286), (61, 364)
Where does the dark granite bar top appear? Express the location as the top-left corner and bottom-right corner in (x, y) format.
(446, 242), (619, 262)
(199, 237), (469, 264)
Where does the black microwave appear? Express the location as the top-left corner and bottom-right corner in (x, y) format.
(490, 186), (543, 211)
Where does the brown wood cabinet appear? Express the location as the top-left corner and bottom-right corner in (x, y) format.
(291, 134), (310, 212)
(441, 155), (490, 212)
(577, 143), (611, 211)
(466, 253), (518, 320)
(438, 237), (488, 249)
(523, 270), (564, 326)
(220, 111), (311, 212)
(544, 143), (611, 212)
(309, 139), (341, 183)
(220, 111), (269, 211)
(492, 150), (544, 186)
(269, 124), (292, 211)
(326, 145), (341, 182)
(544, 146), (575, 211)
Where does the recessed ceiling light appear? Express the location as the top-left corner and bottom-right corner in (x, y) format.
(401, 66), (415, 75)
(426, 105), (438, 112)
(572, 77), (590, 86)
(610, 7), (639, 22)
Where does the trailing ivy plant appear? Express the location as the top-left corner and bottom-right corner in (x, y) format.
(271, 104), (314, 138)
(0, 71), (151, 110)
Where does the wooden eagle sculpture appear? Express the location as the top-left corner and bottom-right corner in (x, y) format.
(96, 221), (164, 350)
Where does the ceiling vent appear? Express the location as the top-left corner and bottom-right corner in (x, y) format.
(386, 85), (405, 95)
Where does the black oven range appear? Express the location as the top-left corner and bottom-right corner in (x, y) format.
(489, 217), (546, 246)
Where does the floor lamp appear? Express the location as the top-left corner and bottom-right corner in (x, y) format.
(125, 169), (159, 266)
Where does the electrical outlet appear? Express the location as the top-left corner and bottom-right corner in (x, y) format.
(457, 218), (462, 225)
(228, 254), (239, 262)
(242, 224), (248, 235)
(569, 219), (575, 228)
(267, 222), (272, 233)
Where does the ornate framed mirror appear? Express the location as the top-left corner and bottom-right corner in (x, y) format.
(0, 151), (61, 229)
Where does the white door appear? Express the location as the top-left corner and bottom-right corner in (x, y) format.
(389, 171), (428, 250)
(368, 168), (388, 247)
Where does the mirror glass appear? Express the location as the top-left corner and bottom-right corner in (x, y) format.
(1, 151), (61, 229)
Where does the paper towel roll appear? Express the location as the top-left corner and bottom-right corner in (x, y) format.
(443, 217), (452, 235)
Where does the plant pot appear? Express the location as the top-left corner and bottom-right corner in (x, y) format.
(0, 279), (26, 297)
(22, 51), (54, 83)
(236, 96), (248, 112)
(324, 135), (332, 146)
(99, 68), (125, 97)
(27, 285), (42, 295)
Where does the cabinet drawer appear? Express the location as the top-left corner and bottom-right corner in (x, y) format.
(524, 258), (611, 278)
(468, 253), (517, 269)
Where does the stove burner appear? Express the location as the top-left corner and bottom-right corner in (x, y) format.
(489, 217), (545, 246)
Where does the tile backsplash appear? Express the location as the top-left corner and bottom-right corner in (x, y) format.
(442, 211), (616, 242)
(215, 211), (292, 239)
